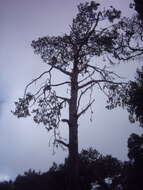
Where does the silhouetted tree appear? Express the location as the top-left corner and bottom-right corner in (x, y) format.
(107, 1), (143, 126)
(78, 148), (123, 190)
(106, 17), (143, 124)
(0, 181), (13, 190)
(120, 133), (143, 190)
(14, 170), (41, 190)
(124, 67), (143, 126)
(110, 67), (143, 127)
(0, 148), (123, 190)
(116, 0), (143, 126)
(12, 1), (127, 189)
(128, 133), (143, 162)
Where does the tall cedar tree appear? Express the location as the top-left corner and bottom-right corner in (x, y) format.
(13, 2), (126, 189)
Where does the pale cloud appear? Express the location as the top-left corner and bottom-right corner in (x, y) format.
(0, 174), (10, 182)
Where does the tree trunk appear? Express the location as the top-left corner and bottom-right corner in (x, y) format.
(68, 62), (80, 190)
(68, 122), (79, 190)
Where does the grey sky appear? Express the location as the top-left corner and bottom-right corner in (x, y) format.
(0, 0), (142, 181)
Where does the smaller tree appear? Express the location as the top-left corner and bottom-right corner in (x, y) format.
(121, 133), (143, 190)
(111, 67), (143, 127)
(112, 16), (143, 61)
(78, 148), (123, 190)
(107, 1), (143, 126)
(128, 133), (143, 162)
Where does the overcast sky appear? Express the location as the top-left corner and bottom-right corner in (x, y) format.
(0, 0), (142, 181)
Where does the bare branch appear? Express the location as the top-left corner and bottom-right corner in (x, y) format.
(51, 81), (70, 87)
(56, 139), (69, 148)
(78, 99), (95, 118)
(57, 96), (70, 103)
(48, 63), (71, 76)
(117, 51), (143, 61)
(78, 79), (124, 89)
(61, 119), (69, 125)
(24, 68), (53, 96)
(78, 70), (95, 84)
(97, 83), (110, 98)
(87, 64), (124, 79)
(32, 85), (45, 97)
(77, 83), (95, 111)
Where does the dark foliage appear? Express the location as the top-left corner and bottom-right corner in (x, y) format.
(1, 145), (143, 190)
(123, 67), (143, 126)
(128, 133), (143, 162)
(120, 133), (143, 190)
(107, 67), (143, 127)
(130, 0), (143, 21)
(0, 148), (123, 190)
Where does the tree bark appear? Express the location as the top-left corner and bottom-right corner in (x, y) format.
(68, 61), (80, 190)
(68, 123), (79, 190)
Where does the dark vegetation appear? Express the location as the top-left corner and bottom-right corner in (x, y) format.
(119, 67), (143, 126)
(1, 142), (143, 190)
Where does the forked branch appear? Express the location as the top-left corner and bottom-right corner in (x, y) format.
(77, 99), (95, 118)
(24, 67), (53, 96)
(77, 83), (95, 111)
